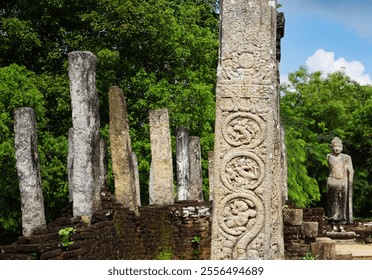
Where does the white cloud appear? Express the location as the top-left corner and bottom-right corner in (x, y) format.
(306, 49), (372, 85)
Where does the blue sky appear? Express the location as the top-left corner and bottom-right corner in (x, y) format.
(279, 0), (372, 85)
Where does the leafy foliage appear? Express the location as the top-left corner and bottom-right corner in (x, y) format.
(0, 64), (46, 238)
(58, 226), (75, 248)
(281, 67), (372, 215)
(0, 0), (219, 237)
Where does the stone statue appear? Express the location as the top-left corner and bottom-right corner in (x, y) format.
(326, 137), (354, 231)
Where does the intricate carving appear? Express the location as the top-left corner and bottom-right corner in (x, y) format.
(223, 112), (266, 147)
(211, 0), (284, 260)
(218, 192), (265, 259)
(221, 150), (265, 192)
(222, 199), (257, 235)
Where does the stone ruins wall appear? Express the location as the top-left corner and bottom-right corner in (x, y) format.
(1, 195), (332, 260)
(0, 190), (211, 260)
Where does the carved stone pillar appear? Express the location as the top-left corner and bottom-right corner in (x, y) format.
(211, 0), (284, 259)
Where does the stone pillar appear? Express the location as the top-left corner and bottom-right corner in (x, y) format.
(95, 138), (107, 209)
(208, 151), (214, 201)
(211, 0), (284, 259)
(280, 125), (288, 204)
(14, 107), (46, 236)
(189, 136), (203, 201)
(68, 51), (101, 218)
(132, 152), (141, 207)
(176, 127), (190, 200)
(67, 127), (74, 203)
(109, 86), (138, 213)
(149, 109), (174, 205)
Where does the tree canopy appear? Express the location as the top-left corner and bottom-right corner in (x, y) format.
(280, 67), (372, 215)
(1, 0), (371, 243)
(0, 0), (219, 240)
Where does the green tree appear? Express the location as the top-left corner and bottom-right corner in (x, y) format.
(0, 64), (46, 239)
(281, 67), (372, 216)
(0, 0), (219, 236)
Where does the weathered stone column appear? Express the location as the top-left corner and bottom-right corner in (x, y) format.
(208, 151), (214, 201)
(176, 127), (190, 200)
(189, 136), (203, 201)
(211, 0), (284, 259)
(67, 127), (74, 203)
(109, 86), (138, 213)
(132, 152), (141, 207)
(95, 138), (107, 209)
(14, 107), (46, 236)
(149, 109), (174, 205)
(69, 51), (101, 218)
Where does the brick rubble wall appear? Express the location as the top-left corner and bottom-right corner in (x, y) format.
(0, 189), (212, 260)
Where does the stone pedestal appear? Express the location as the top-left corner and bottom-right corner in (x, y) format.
(326, 231), (356, 240)
(14, 107), (46, 236)
(211, 0), (284, 259)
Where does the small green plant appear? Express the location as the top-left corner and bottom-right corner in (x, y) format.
(192, 236), (201, 244)
(30, 252), (38, 260)
(192, 236), (201, 259)
(156, 247), (173, 260)
(303, 252), (316, 260)
(58, 227), (75, 248)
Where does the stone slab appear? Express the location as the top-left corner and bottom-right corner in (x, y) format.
(68, 51), (101, 218)
(14, 107), (46, 236)
(149, 109), (174, 205)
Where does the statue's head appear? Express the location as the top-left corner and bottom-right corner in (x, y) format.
(331, 137), (343, 154)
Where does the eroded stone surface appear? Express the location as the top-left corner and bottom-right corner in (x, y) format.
(211, 0), (284, 260)
(14, 107), (46, 236)
(176, 127), (190, 200)
(149, 109), (174, 205)
(189, 136), (203, 201)
(109, 86), (138, 213)
(326, 137), (354, 226)
(68, 51), (101, 218)
(208, 151), (214, 201)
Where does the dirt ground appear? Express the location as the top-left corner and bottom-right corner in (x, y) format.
(333, 220), (372, 259)
(336, 243), (372, 259)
